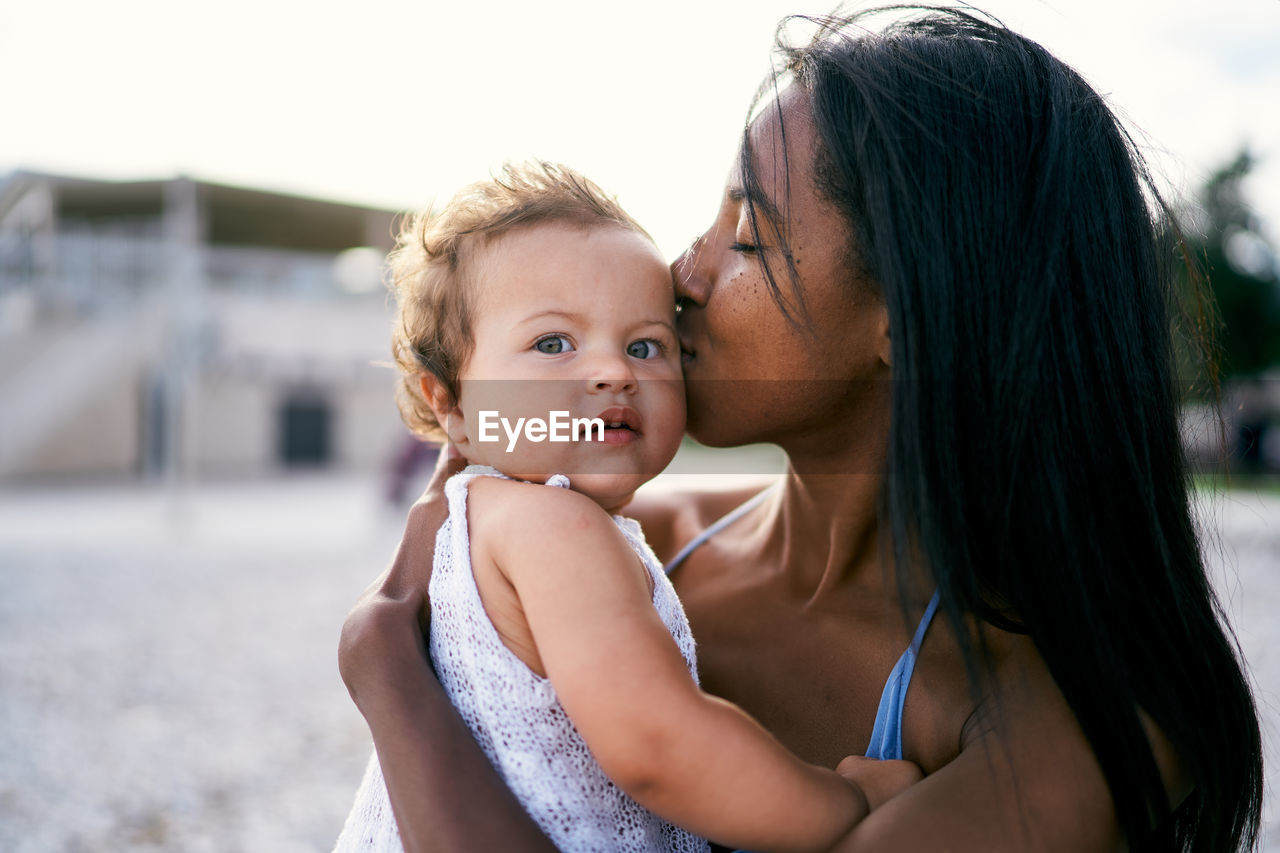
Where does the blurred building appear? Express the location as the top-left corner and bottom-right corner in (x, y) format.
(0, 170), (410, 480)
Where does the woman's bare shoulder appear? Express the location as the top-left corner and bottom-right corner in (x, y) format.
(624, 477), (777, 564)
(987, 628), (1189, 807)
(854, 629), (1124, 852)
(883, 624), (1190, 853)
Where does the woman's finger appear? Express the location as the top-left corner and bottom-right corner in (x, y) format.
(416, 442), (467, 506)
(366, 442), (462, 626)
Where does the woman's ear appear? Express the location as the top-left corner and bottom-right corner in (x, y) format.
(874, 304), (892, 368)
(419, 373), (469, 447)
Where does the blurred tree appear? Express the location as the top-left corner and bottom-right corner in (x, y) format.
(1179, 150), (1280, 382)
(1172, 150), (1280, 472)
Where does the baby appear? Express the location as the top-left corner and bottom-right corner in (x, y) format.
(334, 162), (917, 853)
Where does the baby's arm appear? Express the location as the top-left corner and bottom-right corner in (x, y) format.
(474, 481), (915, 853)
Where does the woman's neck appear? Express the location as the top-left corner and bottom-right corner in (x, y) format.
(764, 467), (887, 605)
(757, 396), (922, 607)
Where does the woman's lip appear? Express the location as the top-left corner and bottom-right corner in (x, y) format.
(678, 334), (697, 363)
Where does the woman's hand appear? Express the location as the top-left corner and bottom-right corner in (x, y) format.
(339, 442), (464, 711)
(835, 755), (924, 811)
(336, 446), (556, 852)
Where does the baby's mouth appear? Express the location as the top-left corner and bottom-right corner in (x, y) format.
(595, 406), (643, 438)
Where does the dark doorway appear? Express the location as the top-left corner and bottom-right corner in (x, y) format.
(140, 373), (168, 478)
(279, 395), (333, 467)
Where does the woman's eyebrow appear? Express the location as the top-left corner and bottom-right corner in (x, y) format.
(732, 180), (784, 233)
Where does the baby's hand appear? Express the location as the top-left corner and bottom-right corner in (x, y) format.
(835, 755), (923, 810)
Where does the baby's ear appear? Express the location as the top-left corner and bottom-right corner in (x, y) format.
(419, 373), (469, 447)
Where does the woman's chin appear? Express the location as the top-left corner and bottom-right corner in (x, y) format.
(684, 407), (766, 449)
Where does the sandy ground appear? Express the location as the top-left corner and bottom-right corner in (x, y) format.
(0, 471), (1277, 852)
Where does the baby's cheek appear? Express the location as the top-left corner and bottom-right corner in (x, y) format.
(462, 412), (508, 465)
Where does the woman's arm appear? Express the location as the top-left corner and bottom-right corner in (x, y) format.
(338, 451), (557, 853)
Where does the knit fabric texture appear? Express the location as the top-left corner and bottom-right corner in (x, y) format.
(334, 465), (708, 853)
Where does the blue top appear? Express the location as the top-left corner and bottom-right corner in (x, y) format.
(663, 484), (940, 762)
(863, 589), (940, 760)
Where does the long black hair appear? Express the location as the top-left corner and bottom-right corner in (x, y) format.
(740, 7), (1263, 851)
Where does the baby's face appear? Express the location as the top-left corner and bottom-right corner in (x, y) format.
(450, 223), (685, 512)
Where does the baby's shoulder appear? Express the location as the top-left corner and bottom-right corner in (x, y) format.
(467, 475), (613, 539)
(467, 477), (638, 590)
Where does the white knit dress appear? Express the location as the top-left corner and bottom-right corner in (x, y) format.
(334, 465), (709, 853)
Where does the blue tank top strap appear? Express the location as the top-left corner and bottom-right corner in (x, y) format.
(865, 589), (941, 761)
(662, 484), (776, 575)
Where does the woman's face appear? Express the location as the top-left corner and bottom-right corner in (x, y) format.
(673, 86), (890, 452)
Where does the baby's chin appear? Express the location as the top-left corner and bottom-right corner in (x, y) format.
(587, 488), (636, 516)
(547, 471), (644, 514)
(559, 472), (651, 514)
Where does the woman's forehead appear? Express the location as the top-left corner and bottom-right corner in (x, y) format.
(739, 87), (816, 212)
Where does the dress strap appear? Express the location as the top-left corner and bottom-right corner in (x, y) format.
(663, 484), (777, 575)
(864, 590), (941, 761)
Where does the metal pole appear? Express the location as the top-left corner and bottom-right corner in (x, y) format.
(162, 177), (204, 518)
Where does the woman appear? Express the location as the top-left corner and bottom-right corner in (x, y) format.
(339, 7), (1263, 851)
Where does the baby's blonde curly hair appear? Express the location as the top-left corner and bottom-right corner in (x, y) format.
(390, 161), (653, 441)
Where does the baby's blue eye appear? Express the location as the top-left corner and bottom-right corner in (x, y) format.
(626, 339), (661, 359)
(535, 335), (573, 354)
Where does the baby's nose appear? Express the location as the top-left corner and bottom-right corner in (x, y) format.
(586, 353), (637, 393)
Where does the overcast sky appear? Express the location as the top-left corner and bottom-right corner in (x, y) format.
(3, 0), (1277, 259)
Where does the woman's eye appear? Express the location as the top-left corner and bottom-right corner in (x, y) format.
(534, 335), (573, 354)
(626, 339), (662, 360)
(729, 241), (758, 255)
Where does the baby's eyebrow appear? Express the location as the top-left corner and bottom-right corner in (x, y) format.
(517, 310), (675, 336)
(517, 309), (585, 325)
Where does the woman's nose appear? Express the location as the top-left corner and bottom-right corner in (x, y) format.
(672, 234), (711, 310)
